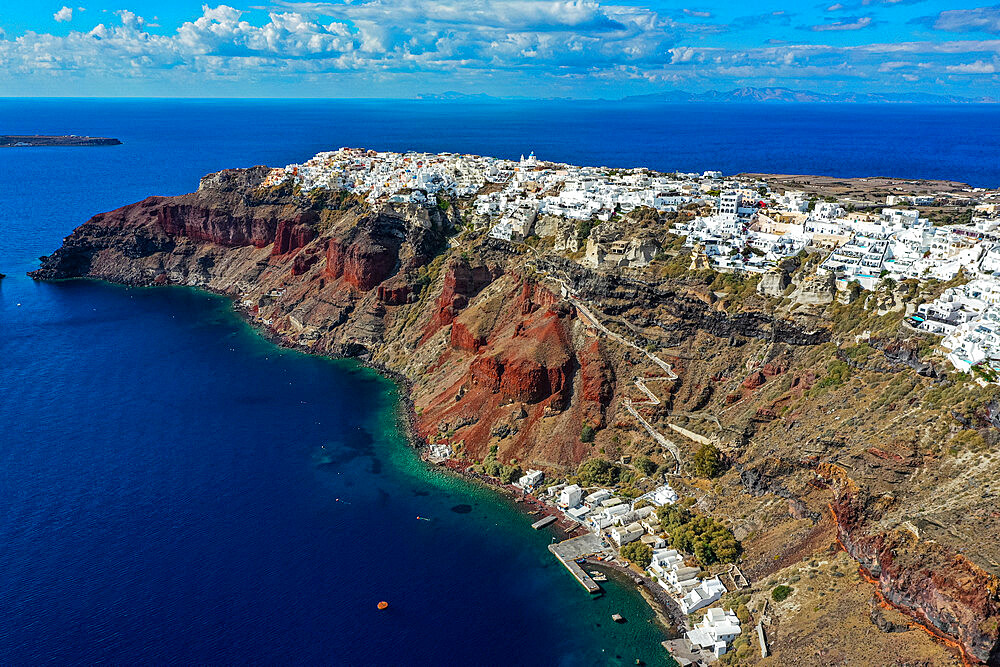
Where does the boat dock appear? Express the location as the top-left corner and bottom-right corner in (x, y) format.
(531, 515), (557, 530)
(548, 534), (604, 594)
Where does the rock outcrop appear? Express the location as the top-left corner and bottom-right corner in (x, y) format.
(758, 267), (791, 297)
(821, 463), (1000, 665)
(794, 271), (837, 306)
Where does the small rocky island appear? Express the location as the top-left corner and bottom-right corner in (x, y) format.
(1, 135), (121, 148)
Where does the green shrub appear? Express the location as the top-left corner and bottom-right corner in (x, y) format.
(576, 458), (623, 486)
(580, 423), (596, 443)
(771, 585), (793, 602)
(633, 455), (656, 476)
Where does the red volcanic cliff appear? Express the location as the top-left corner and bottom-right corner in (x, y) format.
(821, 463), (1000, 665)
(324, 230), (403, 292)
(29, 167), (610, 472)
(413, 274), (596, 465)
(577, 338), (614, 427)
(157, 202), (280, 248)
(425, 257), (497, 340)
(273, 217), (316, 256)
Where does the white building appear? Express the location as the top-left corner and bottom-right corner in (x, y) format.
(664, 566), (703, 595)
(686, 608), (743, 658)
(649, 548), (685, 580)
(719, 192), (742, 216)
(588, 503), (630, 531)
(584, 489), (612, 507)
(647, 484), (679, 506)
(559, 484), (583, 508)
(516, 469), (543, 490)
(611, 522), (645, 546)
(680, 576), (727, 614)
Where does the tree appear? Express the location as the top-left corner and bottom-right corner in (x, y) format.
(692, 443), (724, 478)
(656, 502), (692, 530)
(771, 585), (793, 602)
(580, 424), (596, 443)
(500, 465), (522, 484)
(577, 219), (598, 243)
(576, 458), (623, 486)
(656, 501), (741, 566)
(694, 540), (714, 565)
(620, 541), (653, 568)
(633, 455), (656, 476)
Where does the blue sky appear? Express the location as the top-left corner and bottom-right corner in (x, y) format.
(1, 1), (1000, 97)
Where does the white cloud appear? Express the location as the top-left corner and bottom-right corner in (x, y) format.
(946, 59), (997, 73)
(811, 16), (872, 31)
(1, 1), (683, 77)
(53, 6), (73, 22)
(0, 2), (997, 96)
(931, 6), (1000, 34)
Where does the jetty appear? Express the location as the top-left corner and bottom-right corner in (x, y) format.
(531, 515), (557, 530)
(549, 534), (604, 594)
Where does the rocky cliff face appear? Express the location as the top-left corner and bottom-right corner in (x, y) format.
(821, 464), (1000, 665)
(30, 168), (618, 469)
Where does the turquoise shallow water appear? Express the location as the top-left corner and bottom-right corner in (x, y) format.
(0, 99), (676, 664)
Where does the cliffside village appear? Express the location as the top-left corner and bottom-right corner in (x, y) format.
(266, 148), (1000, 380)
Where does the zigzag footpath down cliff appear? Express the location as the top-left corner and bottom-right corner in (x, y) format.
(30, 166), (1000, 664)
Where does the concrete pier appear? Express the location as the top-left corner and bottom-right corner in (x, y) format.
(548, 545), (601, 593)
(548, 534), (604, 594)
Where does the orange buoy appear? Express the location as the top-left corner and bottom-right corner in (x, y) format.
(377, 601), (389, 610)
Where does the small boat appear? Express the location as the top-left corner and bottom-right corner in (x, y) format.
(377, 601), (389, 610)
(612, 613), (625, 623)
(589, 571), (608, 582)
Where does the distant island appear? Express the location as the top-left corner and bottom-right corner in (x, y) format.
(1, 135), (122, 148)
(416, 86), (996, 104)
(621, 86), (996, 104)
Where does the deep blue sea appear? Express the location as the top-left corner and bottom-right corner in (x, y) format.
(2, 99), (1000, 665)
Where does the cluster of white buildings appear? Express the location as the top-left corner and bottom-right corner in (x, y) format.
(679, 189), (1000, 375)
(674, 187), (1000, 289)
(547, 483), (677, 536)
(546, 482), (739, 655)
(648, 548), (728, 614)
(263, 147), (740, 244)
(911, 278), (1000, 373)
(479, 160), (730, 243)
(649, 547), (740, 658)
(263, 147), (512, 204)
